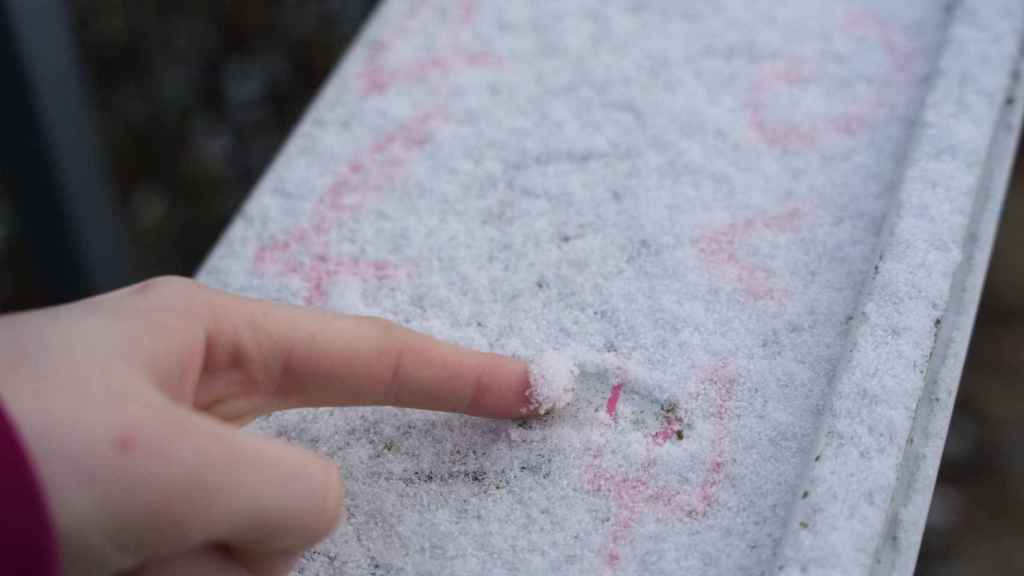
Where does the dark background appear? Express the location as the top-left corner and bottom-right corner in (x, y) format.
(0, 2), (1020, 573)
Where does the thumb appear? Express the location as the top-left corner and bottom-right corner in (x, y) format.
(110, 405), (343, 570)
(132, 546), (251, 576)
(133, 546), (301, 576)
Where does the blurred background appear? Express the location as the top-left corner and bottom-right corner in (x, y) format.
(0, 2), (1020, 573)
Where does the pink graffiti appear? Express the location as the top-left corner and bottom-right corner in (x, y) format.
(651, 415), (683, 447)
(694, 206), (805, 303)
(585, 362), (737, 571)
(253, 108), (447, 306)
(254, 0), (503, 304)
(360, 0), (499, 96)
(605, 382), (624, 419)
(748, 9), (915, 149)
(255, 250), (408, 307)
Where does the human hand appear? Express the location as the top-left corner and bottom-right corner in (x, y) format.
(0, 277), (531, 575)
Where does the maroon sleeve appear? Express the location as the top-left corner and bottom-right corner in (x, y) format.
(0, 401), (59, 576)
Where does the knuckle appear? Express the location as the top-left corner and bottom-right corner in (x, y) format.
(126, 276), (203, 303)
(360, 315), (396, 330)
(361, 316), (403, 340)
(116, 277), (211, 358)
(122, 277), (213, 324)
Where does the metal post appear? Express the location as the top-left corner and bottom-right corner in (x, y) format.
(0, 0), (135, 305)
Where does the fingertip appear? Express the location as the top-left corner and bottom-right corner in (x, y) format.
(307, 454), (346, 543)
(465, 352), (534, 419)
(500, 355), (536, 418)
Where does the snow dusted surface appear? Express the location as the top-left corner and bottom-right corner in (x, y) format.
(198, 0), (1024, 574)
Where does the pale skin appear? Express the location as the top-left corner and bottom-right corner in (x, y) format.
(0, 276), (534, 575)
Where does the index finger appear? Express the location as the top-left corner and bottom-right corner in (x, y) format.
(155, 279), (533, 420)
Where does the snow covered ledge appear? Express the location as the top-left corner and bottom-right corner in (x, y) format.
(198, 0), (1024, 574)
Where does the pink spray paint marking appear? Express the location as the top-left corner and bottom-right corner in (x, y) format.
(694, 205), (806, 303)
(253, 108), (447, 306)
(308, 108), (447, 235)
(585, 362), (738, 571)
(605, 382), (624, 419)
(360, 0), (500, 96)
(748, 9), (915, 149)
(651, 415), (683, 447)
(253, 0), (503, 305)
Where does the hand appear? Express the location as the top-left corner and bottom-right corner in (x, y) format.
(0, 277), (531, 575)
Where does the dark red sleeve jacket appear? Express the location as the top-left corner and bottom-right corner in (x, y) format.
(0, 401), (58, 575)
